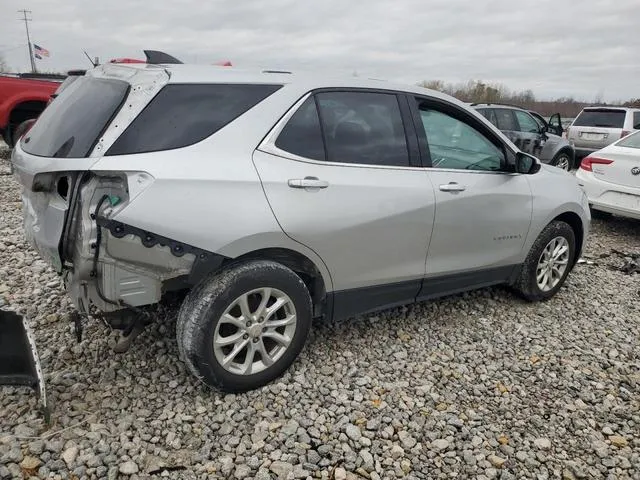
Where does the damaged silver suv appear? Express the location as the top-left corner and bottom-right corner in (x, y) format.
(12, 62), (590, 392)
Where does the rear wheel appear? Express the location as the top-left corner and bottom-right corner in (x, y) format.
(12, 119), (35, 146)
(513, 221), (576, 301)
(589, 206), (612, 219)
(551, 152), (572, 171)
(177, 260), (312, 392)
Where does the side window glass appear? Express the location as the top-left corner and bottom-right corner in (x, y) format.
(315, 91), (409, 167)
(416, 102), (505, 171)
(478, 108), (499, 127)
(633, 112), (640, 130)
(495, 109), (518, 131)
(275, 97), (325, 161)
(514, 110), (540, 134)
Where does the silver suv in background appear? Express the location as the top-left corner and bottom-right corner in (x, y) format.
(473, 104), (576, 171)
(567, 107), (640, 158)
(12, 63), (590, 392)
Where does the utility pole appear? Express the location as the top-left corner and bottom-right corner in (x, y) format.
(17, 9), (37, 73)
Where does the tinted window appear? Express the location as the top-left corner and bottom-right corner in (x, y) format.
(617, 130), (640, 149)
(528, 111), (547, 130)
(107, 83), (282, 155)
(417, 106), (504, 171)
(633, 112), (640, 130)
(275, 97), (325, 161)
(315, 91), (409, 167)
(494, 109), (517, 131)
(477, 108), (498, 127)
(22, 77), (128, 158)
(514, 110), (540, 133)
(573, 109), (625, 128)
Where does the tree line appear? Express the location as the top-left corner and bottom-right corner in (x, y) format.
(418, 80), (640, 118)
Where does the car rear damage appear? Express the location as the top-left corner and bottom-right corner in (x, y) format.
(10, 64), (210, 324)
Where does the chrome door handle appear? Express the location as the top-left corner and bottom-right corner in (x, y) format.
(288, 177), (329, 189)
(439, 182), (466, 192)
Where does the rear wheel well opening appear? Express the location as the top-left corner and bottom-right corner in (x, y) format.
(553, 212), (584, 264)
(229, 248), (327, 318)
(9, 100), (47, 125)
(553, 147), (575, 168)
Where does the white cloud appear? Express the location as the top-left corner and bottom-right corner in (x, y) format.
(2, 0), (638, 101)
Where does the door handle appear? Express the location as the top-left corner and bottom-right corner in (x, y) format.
(288, 177), (329, 189)
(439, 182), (466, 192)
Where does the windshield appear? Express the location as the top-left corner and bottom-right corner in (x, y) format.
(573, 109), (625, 128)
(21, 76), (129, 158)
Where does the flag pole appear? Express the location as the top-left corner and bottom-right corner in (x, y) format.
(18, 9), (37, 73)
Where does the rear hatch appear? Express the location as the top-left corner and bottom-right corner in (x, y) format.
(568, 108), (627, 149)
(11, 64), (169, 271)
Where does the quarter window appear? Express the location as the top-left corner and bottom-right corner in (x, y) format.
(633, 112), (640, 130)
(416, 104), (505, 171)
(514, 110), (540, 133)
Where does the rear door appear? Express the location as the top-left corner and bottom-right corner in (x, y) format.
(513, 109), (545, 158)
(568, 108), (627, 150)
(255, 90), (436, 318)
(408, 96), (532, 290)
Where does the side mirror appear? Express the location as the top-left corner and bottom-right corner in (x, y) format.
(515, 152), (541, 174)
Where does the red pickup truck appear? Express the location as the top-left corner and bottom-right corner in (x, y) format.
(0, 73), (63, 147)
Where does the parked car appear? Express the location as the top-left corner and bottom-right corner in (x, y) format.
(528, 110), (564, 137)
(576, 130), (640, 220)
(11, 63), (590, 392)
(0, 73), (62, 147)
(472, 104), (575, 171)
(567, 107), (640, 158)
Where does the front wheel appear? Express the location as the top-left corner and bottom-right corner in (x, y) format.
(551, 152), (572, 171)
(176, 260), (312, 392)
(513, 221), (576, 301)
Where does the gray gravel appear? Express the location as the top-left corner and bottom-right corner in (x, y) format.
(1, 147), (639, 479)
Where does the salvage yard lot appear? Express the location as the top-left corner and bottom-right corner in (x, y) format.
(1, 152), (639, 479)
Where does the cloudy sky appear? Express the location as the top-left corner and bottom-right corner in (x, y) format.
(2, 0), (638, 101)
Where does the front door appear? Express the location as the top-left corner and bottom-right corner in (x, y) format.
(254, 91), (436, 318)
(548, 113), (564, 136)
(409, 98), (533, 293)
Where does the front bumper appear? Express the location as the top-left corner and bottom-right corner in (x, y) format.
(576, 169), (640, 220)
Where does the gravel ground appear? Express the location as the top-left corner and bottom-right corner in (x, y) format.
(1, 147), (639, 480)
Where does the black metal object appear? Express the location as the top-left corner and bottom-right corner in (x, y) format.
(0, 309), (50, 423)
(143, 50), (183, 65)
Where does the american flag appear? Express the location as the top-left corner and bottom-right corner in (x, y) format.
(33, 44), (50, 59)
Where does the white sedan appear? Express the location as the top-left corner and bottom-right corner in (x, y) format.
(576, 131), (640, 220)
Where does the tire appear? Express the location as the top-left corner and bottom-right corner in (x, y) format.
(551, 152), (572, 171)
(177, 260), (312, 392)
(512, 221), (576, 302)
(589, 206), (612, 220)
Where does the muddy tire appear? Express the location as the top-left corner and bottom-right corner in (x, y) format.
(512, 221), (576, 302)
(176, 260), (312, 392)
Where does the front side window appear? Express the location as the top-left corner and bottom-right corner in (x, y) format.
(633, 112), (640, 130)
(416, 103), (505, 171)
(514, 110), (540, 134)
(107, 83), (282, 155)
(494, 109), (518, 131)
(477, 108), (499, 127)
(315, 91), (410, 167)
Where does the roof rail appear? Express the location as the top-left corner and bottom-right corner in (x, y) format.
(470, 102), (524, 109)
(15, 72), (66, 81)
(262, 69), (292, 74)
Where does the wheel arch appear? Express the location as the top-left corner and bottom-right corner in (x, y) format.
(552, 146), (576, 168)
(552, 211), (584, 266)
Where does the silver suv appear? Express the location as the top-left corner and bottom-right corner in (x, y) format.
(568, 106), (640, 158)
(11, 63), (590, 392)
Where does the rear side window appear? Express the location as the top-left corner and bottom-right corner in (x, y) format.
(275, 97), (325, 161)
(316, 91), (409, 167)
(494, 109), (518, 131)
(633, 112), (640, 130)
(573, 109), (625, 128)
(107, 83), (282, 155)
(617, 131), (640, 149)
(22, 76), (128, 158)
(477, 108), (498, 127)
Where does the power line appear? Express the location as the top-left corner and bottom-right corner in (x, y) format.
(17, 9), (36, 73)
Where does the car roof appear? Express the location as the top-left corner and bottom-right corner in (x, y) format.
(470, 103), (524, 111)
(96, 62), (459, 102)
